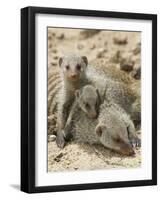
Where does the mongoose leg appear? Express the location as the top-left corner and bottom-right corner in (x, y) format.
(63, 102), (77, 140)
(56, 102), (71, 148)
(127, 125), (141, 147)
(56, 127), (73, 148)
(56, 130), (66, 148)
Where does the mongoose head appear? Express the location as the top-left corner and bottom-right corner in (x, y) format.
(59, 54), (88, 82)
(95, 119), (135, 156)
(75, 85), (101, 119)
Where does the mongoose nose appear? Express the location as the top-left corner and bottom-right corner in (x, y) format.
(92, 113), (97, 119)
(89, 111), (97, 119)
(71, 74), (78, 79)
(128, 149), (135, 156)
(120, 142), (135, 156)
(124, 145), (135, 156)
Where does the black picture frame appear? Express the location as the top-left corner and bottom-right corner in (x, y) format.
(21, 6), (157, 193)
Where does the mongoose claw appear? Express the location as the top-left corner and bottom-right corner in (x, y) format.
(56, 131), (66, 148)
(130, 137), (141, 148)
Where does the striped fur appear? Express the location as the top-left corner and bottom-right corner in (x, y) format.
(47, 64), (141, 135)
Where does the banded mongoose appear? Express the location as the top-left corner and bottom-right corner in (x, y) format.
(65, 97), (140, 156)
(90, 58), (141, 127)
(64, 85), (101, 139)
(47, 54), (141, 146)
(56, 54), (90, 148)
(48, 55), (140, 119)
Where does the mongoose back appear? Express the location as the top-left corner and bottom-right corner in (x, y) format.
(90, 60), (141, 126)
(87, 72), (138, 118)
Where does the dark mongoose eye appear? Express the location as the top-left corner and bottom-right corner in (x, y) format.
(85, 102), (90, 109)
(113, 137), (121, 143)
(66, 65), (70, 70)
(76, 64), (81, 71)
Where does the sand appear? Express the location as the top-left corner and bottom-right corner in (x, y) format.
(47, 28), (141, 172)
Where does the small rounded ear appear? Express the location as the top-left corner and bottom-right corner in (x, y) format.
(81, 56), (88, 66)
(95, 124), (105, 137)
(75, 90), (80, 99)
(59, 57), (63, 67)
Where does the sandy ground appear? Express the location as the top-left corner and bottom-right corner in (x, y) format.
(47, 28), (141, 172)
(48, 141), (141, 172)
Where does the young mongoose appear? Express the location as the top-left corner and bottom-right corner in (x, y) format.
(74, 85), (101, 118)
(66, 97), (140, 155)
(56, 54), (90, 148)
(64, 85), (101, 138)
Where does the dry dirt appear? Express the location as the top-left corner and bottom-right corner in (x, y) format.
(47, 28), (141, 172)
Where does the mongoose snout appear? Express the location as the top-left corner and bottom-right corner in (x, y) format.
(86, 109), (97, 119)
(90, 111), (97, 119)
(95, 121), (136, 156)
(118, 141), (135, 156)
(70, 73), (79, 80)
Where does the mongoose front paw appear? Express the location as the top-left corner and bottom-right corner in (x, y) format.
(130, 136), (141, 148)
(56, 131), (66, 148)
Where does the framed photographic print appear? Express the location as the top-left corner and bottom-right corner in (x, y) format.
(21, 6), (157, 193)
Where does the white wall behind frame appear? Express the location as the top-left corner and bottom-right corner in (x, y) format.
(0, 0), (159, 200)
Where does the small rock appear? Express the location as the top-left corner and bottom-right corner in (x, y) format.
(50, 62), (57, 66)
(110, 50), (123, 63)
(120, 59), (134, 72)
(131, 66), (141, 79)
(77, 43), (84, 50)
(56, 33), (64, 40)
(48, 43), (52, 49)
(97, 52), (103, 58)
(52, 49), (57, 53)
(54, 153), (64, 162)
(48, 135), (56, 142)
(120, 63), (134, 72)
(53, 56), (58, 60)
(113, 36), (127, 45)
(90, 44), (96, 50)
(96, 48), (107, 58)
(80, 30), (100, 39)
(133, 43), (141, 55)
(66, 160), (71, 165)
(48, 35), (52, 40)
